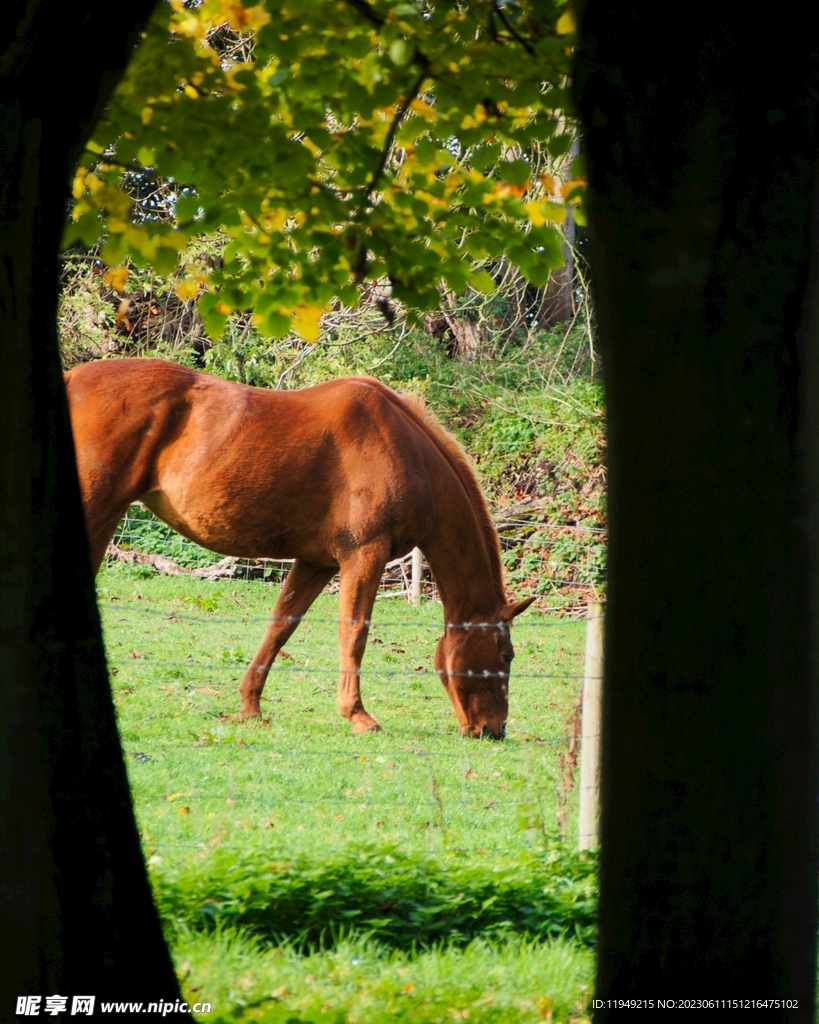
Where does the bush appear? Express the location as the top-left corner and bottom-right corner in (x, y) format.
(153, 843), (598, 952)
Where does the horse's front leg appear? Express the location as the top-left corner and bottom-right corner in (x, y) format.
(238, 559), (336, 719)
(336, 542), (389, 733)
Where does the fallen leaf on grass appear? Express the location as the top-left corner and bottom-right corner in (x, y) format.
(131, 651), (147, 659)
(196, 687), (222, 696)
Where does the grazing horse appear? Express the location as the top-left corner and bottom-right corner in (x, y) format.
(66, 358), (534, 737)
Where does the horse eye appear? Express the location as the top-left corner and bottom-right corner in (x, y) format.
(503, 651), (514, 664)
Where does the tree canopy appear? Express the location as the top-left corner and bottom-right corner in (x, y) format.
(65, 0), (582, 342)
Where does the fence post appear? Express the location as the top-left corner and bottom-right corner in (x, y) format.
(411, 547), (423, 603)
(578, 601), (604, 851)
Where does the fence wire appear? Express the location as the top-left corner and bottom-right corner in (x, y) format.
(102, 528), (603, 860)
(105, 502), (606, 606)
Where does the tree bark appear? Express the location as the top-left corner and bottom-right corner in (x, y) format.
(1, 1), (184, 1011)
(576, 4), (819, 1014)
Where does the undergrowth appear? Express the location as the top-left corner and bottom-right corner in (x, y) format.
(152, 844), (597, 953)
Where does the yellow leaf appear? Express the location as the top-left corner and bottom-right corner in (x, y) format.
(244, 5), (271, 30)
(220, 0), (269, 31)
(409, 98), (436, 120)
(183, 84), (199, 99)
(115, 298), (131, 326)
(525, 201), (546, 227)
(174, 278), (200, 300)
(556, 9), (577, 34)
(291, 304), (323, 342)
(526, 201), (566, 225)
(561, 178), (586, 203)
(178, 805), (191, 815)
(261, 208), (288, 232)
(141, 106), (154, 126)
(71, 168), (87, 200)
(104, 265), (128, 294)
(166, 791), (190, 801)
(215, 301), (234, 315)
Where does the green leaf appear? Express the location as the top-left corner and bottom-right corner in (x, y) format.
(498, 160), (531, 186)
(572, 205), (587, 227)
(469, 269), (495, 294)
(198, 293), (228, 341)
(71, 0), (577, 315)
(153, 246), (180, 276)
(388, 39), (412, 66)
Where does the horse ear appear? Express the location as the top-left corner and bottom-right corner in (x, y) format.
(500, 596), (537, 622)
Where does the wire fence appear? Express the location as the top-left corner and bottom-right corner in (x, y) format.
(105, 572), (604, 860)
(104, 502), (606, 609)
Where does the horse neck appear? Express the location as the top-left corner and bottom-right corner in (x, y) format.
(421, 490), (505, 624)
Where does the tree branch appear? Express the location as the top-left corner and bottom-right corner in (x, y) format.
(363, 66), (429, 199)
(342, 0), (386, 29)
(490, 1), (536, 57)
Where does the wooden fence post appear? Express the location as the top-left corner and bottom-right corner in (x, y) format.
(411, 547), (423, 603)
(578, 601), (604, 851)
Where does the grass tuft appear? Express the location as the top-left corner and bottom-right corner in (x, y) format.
(175, 927), (594, 1023)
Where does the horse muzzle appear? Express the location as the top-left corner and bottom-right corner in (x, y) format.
(461, 722), (506, 740)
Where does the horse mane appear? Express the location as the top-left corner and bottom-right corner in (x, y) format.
(351, 376), (507, 606)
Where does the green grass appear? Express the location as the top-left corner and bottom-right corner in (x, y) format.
(174, 930), (593, 1023)
(153, 845), (597, 952)
(99, 566), (596, 1020)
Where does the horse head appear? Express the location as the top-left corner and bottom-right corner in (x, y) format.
(435, 596), (536, 739)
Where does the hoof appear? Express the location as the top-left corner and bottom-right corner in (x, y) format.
(236, 709), (261, 722)
(351, 718), (382, 734)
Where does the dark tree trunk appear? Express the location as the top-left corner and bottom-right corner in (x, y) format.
(0, 2), (184, 1011)
(576, 4), (819, 1015)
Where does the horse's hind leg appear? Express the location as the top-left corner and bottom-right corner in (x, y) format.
(88, 509), (130, 575)
(238, 559), (336, 719)
(336, 541), (389, 734)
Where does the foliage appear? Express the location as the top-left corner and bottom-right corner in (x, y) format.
(89, 314), (606, 605)
(174, 929), (594, 1022)
(113, 503), (218, 567)
(155, 844), (598, 951)
(65, 0), (584, 339)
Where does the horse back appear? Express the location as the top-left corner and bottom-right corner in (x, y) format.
(65, 359), (442, 561)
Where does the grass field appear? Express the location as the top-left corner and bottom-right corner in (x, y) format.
(100, 564), (597, 1022)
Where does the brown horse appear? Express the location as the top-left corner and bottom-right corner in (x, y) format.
(66, 358), (534, 737)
